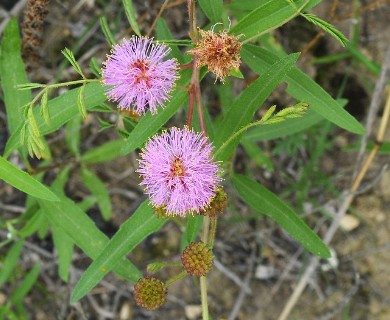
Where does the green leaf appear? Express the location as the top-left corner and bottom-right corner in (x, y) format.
(198, 0), (223, 23)
(180, 215), (204, 251)
(81, 139), (124, 163)
(70, 201), (166, 302)
(232, 174), (331, 258)
(213, 53), (300, 161)
(120, 69), (192, 155)
(77, 84), (87, 119)
(241, 139), (274, 170)
(65, 115), (81, 156)
(241, 44), (365, 135)
(81, 166), (112, 221)
(0, 240), (24, 286)
(18, 209), (45, 238)
(302, 13), (348, 47)
(100, 16), (115, 46)
(230, 0), (308, 42)
(0, 18), (32, 135)
(38, 192), (142, 282)
(40, 90), (50, 125)
(244, 108), (323, 141)
(0, 156), (59, 201)
(122, 0), (141, 36)
(230, 68), (244, 79)
(10, 264), (41, 304)
(5, 82), (106, 157)
(52, 224), (74, 282)
(156, 18), (186, 64)
(61, 48), (84, 78)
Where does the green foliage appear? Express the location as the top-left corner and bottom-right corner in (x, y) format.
(81, 166), (112, 221)
(100, 16), (115, 46)
(198, 0), (223, 23)
(241, 44), (365, 134)
(232, 174), (331, 258)
(0, 18), (31, 136)
(302, 13), (349, 47)
(61, 48), (85, 78)
(70, 201), (166, 302)
(0, 156), (58, 201)
(230, 0), (308, 42)
(1, 0), (375, 315)
(122, 0), (141, 36)
(214, 53), (300, 161)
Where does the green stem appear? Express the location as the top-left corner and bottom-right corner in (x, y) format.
(214, 118), (267, 158)
(208, 217), (218, 248)
(166, 270), (187, 287)
(200, 276), (209, 320)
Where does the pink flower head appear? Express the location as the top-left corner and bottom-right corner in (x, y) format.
(138, 127), (222, 216)
(102, 37), (178, 115)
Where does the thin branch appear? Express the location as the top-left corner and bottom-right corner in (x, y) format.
(352, 44), (390, 181)
(146, 0), (170, 38)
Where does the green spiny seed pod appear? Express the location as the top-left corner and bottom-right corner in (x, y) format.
(133, 276), (167, 310)
(199, 187), (227, 218)
(181, 241), (214, 277)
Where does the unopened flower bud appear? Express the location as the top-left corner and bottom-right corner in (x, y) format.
(133, 276), (167, 310)
(181, 241), (214, 277)
(153, 205), (169, 219)
(199, 187), (227, 217)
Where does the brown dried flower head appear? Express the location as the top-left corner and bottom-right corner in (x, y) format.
(188, 29), (242, 82)
(181, 241), (214, 277)
(133, 276), (167, 310)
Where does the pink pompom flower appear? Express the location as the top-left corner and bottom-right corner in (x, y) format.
(102, 37), (178, 115)
(138, 127), (222, 216)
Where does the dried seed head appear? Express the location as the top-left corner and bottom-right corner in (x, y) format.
(199, 187), (227, 218)
(188, 29), (242, 82)
(181, 241), (214, 277)
(133, 277), (167, 310)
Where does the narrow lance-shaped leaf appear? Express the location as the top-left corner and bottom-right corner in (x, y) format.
(5, 82), (106, 157)
(0, 240), (24, 286)
(10, 264), (41, 304)
(37, 193), (142, 282)
(156, 18), (186, 64)
(0, 18), (32, 135)
(100, 16), (115, 46)
(81, 166), (112, 221)
(70, 201), (166, 302)
(213, 53), (300, 161)
(61, 48), (85, 78)
(180, 215), (204, 251)
(232, 174), (331, 258)
(241, 44), (365, 135)
(230, 0), (308, 42)
(198, 0), (223, 23)
(81, 139), (124, 164)
(0, 156), (58, 201)
(302, 13), (348, 47)
(40, 90), (50, 125)
(52, 224), (74, 283)
(78, 84), (87, 119)
(122, 0), (141, 36)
